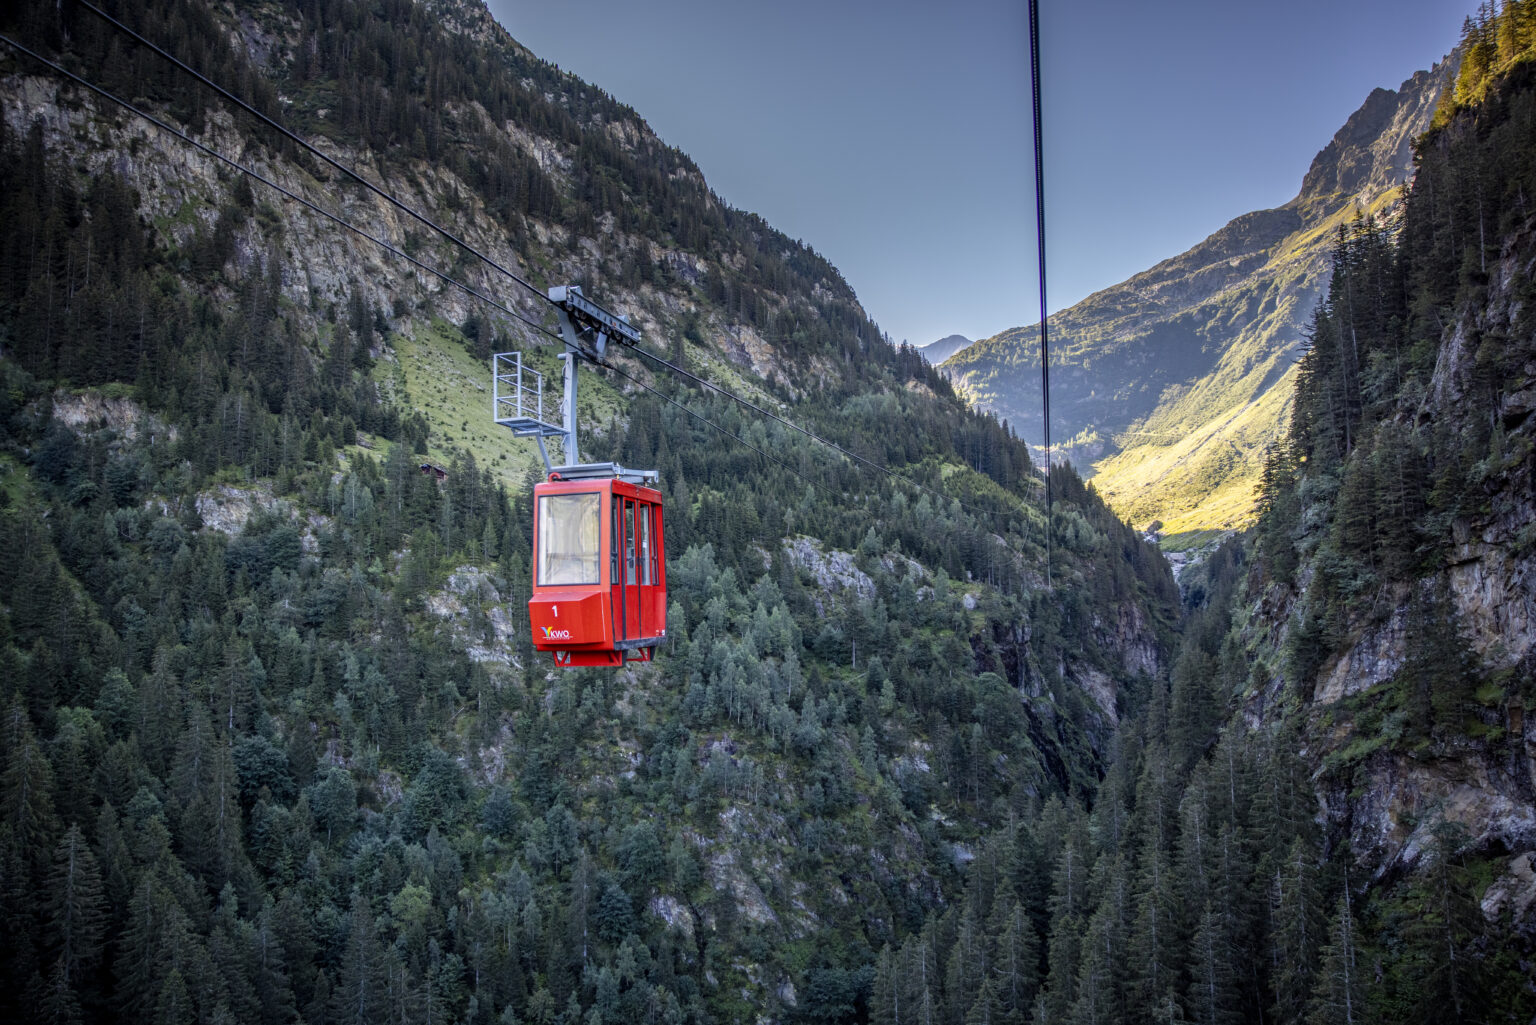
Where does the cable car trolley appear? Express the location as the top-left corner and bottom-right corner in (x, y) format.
(530, 463), (665, 667)
(494, 286), (665, 668)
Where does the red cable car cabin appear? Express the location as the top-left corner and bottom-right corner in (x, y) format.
(529, 475), (666, 667)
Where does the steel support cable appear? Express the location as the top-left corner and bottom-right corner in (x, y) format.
(1028, 0), (1053, 586)
(76, 0), (928, 503)
(78, 0), (1028, 513)
(77, 0), (554, 308)
(6, 27), (1045, 564)
(0, 34), (565, 346)
(0, 36), (858, 512)
(1, 28), (820, 511)
(3, 42), (1056, 598)
(3, 29), (1009, 532)
(80, 0), (1047, 537)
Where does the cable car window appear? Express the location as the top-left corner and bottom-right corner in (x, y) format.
(638, 505), (652, 585)
(624, 503), (637, 585)
(537, 492), (601, 585)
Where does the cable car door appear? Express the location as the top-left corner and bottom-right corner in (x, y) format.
(611, 496), (642, 643)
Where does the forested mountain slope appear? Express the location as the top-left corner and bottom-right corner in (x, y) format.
(1252, 0), (1536, 908)
(0, 1), (1178, 1023)
(944, 60), (1450, 538)
(874, 11), (1536, 1023)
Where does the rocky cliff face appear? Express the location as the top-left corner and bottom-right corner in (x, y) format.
(944, 64), (1453, 536)
(1298, 69), (1447, 205)
(0, 4), (863, 485)
(1241, 222), (1536, 897)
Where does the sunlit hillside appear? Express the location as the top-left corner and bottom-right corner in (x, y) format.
(944, 64), (1451, 537)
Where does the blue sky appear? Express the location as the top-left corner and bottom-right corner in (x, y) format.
(485, 0), (1473, 348)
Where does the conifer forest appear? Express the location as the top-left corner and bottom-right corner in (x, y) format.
(0, 1), (1534, 1024)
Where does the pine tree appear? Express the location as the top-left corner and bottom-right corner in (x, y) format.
(1168, 646), (1221, 771)
(965, 976), (1001, 1025)
(1268, 837), (1325, 1025)
(1185, 902), (1242, 1025)
(985, 890), (1040, 1021)
(253, 896), (297, 1025)
(1305, 891), (1363, 1025)
(174, 717), (246, 889)
(1042, 913), (1083, 1025)
(901, 931), (940, 1025)
(1209, 823), (1259, 1021)
(1397, 584), (1476, 742)
(44, 824), (106, 1001)
(41, 956), (86, 1025)
(1394, 824), (1487, 1024)
(870, 944), (902, 1025)
(208, 885), (262, 1025)
(1249, 724), (1313, 869)
(113, 876), (159, 1017)
(1370, 423), (1426, 577)
(1130, 844), (1183, 1013)
(1332, 457), (1377, 581)
(1175, 778), (1214, 932)
(330, 894), (389, 1025)
(1255, 446), (1300, 584)
(1070, 904), (1117, 1025)
(944, 902), (986, 1021)
(1, 700), (60, 866)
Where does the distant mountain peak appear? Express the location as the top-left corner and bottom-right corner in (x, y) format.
(1298, 67), (1449, 206)
(918, 334), (972, 364)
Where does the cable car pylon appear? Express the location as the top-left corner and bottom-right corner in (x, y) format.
(494, 286), (667, 668)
